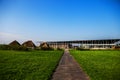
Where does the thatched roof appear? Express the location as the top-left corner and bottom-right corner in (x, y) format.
(40, 42), (49, 48)
(22, 40), (36, 48)
(9, 40), (21, 46)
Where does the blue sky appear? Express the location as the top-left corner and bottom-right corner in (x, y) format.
(0, 0), (120, 44)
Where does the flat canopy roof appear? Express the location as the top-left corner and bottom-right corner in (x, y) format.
(45, 39), (120, 44)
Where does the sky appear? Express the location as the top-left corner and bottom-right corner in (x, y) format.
(0, 0), (120, 44)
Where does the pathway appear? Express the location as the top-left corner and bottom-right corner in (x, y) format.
(51, 49), (90, 80)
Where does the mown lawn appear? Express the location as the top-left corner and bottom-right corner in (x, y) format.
(0, 50), (63, 80)
(70, 50), (120, 80)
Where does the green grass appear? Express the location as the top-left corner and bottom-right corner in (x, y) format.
(70, 50), (120, 80)
(0, 50), (63, 80)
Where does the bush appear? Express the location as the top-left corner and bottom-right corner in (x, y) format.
(41, 46), (54, 51)
(76, 47), (90, 51)
(0, 45), (11, 50)
(57, 47), (63, 51)
(17, 46), (28, 51)
(0, 44), (31, 51)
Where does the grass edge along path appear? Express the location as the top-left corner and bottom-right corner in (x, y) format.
(0, 50), (63, 80)
(70, 50), (120, 80)
(51, 49), (90, 80)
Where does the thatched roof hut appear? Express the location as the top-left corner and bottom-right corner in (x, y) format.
(22, 40), (36, 48)
(40, 42), (49, 48)
(40, 42), (51, 50)
(9, 40), (21, 46)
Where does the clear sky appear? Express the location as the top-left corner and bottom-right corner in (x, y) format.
(0, 0), (120, 44)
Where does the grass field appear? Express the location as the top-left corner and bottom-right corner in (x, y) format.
(0, 50), (63, 80)
(70, 50), (120, 80)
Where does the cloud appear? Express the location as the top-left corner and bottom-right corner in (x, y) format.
(0, 32), (26, 44)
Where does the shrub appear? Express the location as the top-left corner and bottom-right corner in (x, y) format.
(76, 47), (90, 51)
(0, 45), (11, 50)
(17, 46), (28, 51)
(57, 47), (63, 51)
(0, 44), (31, 51)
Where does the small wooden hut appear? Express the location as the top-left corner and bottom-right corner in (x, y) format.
(9, 40), (21, 47)
(22, 40), (36, 49)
